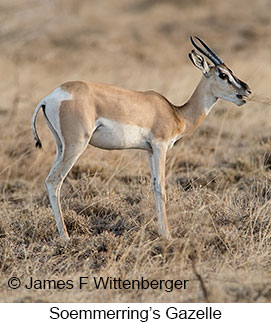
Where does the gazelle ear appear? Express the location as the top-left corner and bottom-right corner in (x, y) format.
(189, 50), (210, 77)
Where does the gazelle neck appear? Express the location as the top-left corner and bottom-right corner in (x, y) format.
(178, 76), (217, 134)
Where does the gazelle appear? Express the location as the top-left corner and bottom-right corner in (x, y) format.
(32, 36), (251, 240)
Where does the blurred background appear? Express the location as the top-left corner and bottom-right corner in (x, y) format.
(0, 0), (270, 182)
(1, 0), (270, 171)
(0, 0), (269, 107)
(0, 0), (271, 303)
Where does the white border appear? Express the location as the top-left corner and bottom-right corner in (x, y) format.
(1, 303), (270, 322)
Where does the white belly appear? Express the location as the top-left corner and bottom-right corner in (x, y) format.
(90, 118), (151, 151)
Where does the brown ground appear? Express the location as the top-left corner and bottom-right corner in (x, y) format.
(0, 0), (270, 302)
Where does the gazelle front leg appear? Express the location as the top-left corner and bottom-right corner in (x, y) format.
(148, 144), (171, 239)
(147, 151), (156, 190)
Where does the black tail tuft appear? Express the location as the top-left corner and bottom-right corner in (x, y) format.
(35, 139), (42, 149)
(32, 103), (45, 149)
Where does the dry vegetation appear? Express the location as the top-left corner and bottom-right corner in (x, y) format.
(0, 0), (271, 302)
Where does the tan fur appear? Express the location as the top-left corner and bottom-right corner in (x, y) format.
(61, 81), (186, 142)
(32, 47), (250, 240)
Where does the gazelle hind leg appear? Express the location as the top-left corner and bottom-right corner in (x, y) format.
(44, 99), (94, 240)
(45, 139), (90, 240)
(42, 107), (68, 239)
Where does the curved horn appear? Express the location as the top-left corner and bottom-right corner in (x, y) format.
(193, 36), (224, 64)
(190, 36), (223, 65)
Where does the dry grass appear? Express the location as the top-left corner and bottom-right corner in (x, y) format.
(0, 0), (271, 302)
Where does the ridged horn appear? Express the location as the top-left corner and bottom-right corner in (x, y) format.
(190, 36), (224, 65)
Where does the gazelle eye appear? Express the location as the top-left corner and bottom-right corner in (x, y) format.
(219, 73), (227, 80)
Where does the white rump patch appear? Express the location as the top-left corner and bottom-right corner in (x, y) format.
(42, 87), (73, 147)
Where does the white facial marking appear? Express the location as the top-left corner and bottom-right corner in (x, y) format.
(219, 68), (241, 89)
(90, 117), (151, 150)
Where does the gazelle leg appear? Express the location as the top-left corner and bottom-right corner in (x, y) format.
(45, 140), (90, 240)
(148, 145), (171, 239)
(43, 99), (94, 240)
(148, 151), (156, 190)
(42, 109), (68, 238)
(45, 157), (69, 240)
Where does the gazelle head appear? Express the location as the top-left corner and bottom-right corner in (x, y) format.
(189, 36), (251, 106)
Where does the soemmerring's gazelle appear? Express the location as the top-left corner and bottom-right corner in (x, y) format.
(32, 36), (251, 240)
